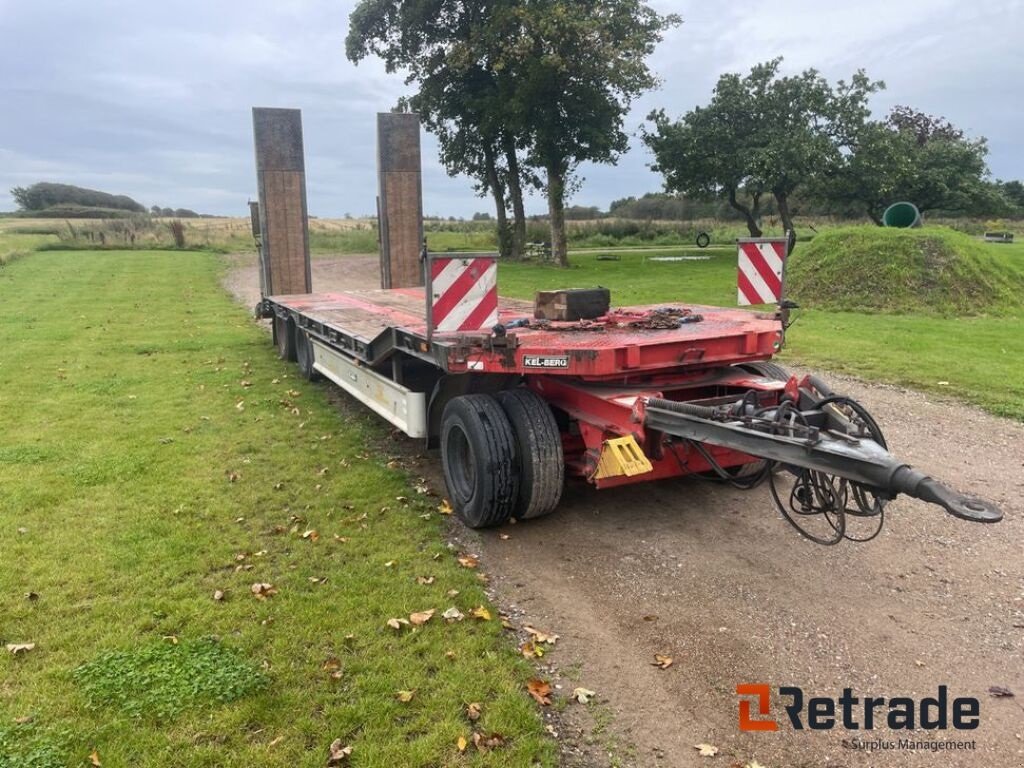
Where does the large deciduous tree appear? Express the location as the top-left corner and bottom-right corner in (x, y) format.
(347, 0), (677, 267)
(825, 106), (993, 222)
(644, 59), (881, 238)
(508, 0), (678, 265)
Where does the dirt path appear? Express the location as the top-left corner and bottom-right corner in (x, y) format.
(225, 254), (1024, 768)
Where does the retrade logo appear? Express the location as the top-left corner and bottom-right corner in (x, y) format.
(736, 684), (980, 732)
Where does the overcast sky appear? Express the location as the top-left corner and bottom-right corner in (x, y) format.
(1, 0), (1021, 217)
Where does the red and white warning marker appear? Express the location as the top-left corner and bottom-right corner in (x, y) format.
(428, 255), (499, 334)
(737, 238), (788, 306)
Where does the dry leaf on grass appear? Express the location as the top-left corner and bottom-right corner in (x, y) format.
(250, 583), (277, 600)
(268, 736), (284, 747)
(466, 702), (482, 721)
(6, 643), (35, 655)
(520, 642), (544, 659)
(745, 761), (767, 768)
(213, 590), (225, 601)
(694, 743), (718, 757)
(302, 529), (320, 542)
(383, 560), (396, 568)
(652, 654), (673, 670)
(322, 657), (342, 679)
(469, 606), (492, 621)
(386, 617), (410, 630)
(526, 679), (552, 706)
(572, 687), (596, 704)
(524, 625), (559, 645)
(442, 607), (465, 622)
(89, 748), (101, 766)
(416, 576), (435, 585)
(472, 732), (507, 752)
(457, 554), (479, 569)
(25, 592), (39, 602)
(409, 609), (435, 626)
(396, 690), (415, 703)
(326, 739), (352, 765)
(439, 499), (454, 515)
(456, 735), (468, 753)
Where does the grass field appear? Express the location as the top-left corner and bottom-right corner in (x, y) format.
(0, 250), (554, 767)
(498, 243), (1024, 420)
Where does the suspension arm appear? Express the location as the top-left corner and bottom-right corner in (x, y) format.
(642, 396), (1002, 524)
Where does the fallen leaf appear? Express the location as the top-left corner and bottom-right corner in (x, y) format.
(302, 529), (320, 542)
(6, 643), (35, 655)
(469, 606), (492, 621)
(250, 583), (278, 600)
(416, 576), (435, 585)
(694, 743), (719, 757)
(268, 736), (284, 747)
(456, 735), (468, 753)
(472, 731), (507, 751)
(25, 592), (39, 602)
(446, 589), (460, 598)
(89, 748), (101, 766)
(409, 609), (435, 626)
(387, 617), (410, 630)
(309, 576), (328, 585)
(524, 625), (559, 645)
(499, 533), (511, 540)
(442, 607), (465, 622)
(466, 702), (482, 721)
(439, 499), (454, 515)
(213, 590), (225, 601)
(457, 554), (479, 569)
(445, 650), (457, 660)
(745, 761), (767, 768)
(323, 657), (341, 673)
(989, 686), (1015, 697)
(384, 560), (396, 568)
(527, 679), (552, 705)
(235, 401), (245, 411)
(652, 654), (674, 670)
(914, 659), (925, 667)
(396, 689), (415, 702)
(334, 535), (349, 543)
(326, 739), (352, 766)
(520, 642), (544, 658)
(642, 614), (658, 622)
(226, 471), (240, 483)
(13, 716), (33, 725)
(572, 687), (596, 704)
(16, 527), (27, 534)
(163, 635), (178, 645)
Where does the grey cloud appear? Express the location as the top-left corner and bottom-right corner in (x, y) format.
(1, 0), (1020, 216)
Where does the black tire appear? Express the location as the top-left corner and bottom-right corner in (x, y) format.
(296, 330), (321, 381)
(496, 389), (564, 520)
(441, 395), (520, 529)
(275, 315), (297, 362)
(740, 360), (791, 382)
(696, 232), (711, 248)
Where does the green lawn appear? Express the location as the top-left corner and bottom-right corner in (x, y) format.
(498, 244), (1024, 420)
(0, 250), (554, 767)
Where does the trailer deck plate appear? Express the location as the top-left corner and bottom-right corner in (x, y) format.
(269, 288), (783, 378)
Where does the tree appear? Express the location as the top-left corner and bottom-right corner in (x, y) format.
(509, 0), (679, 265)
(1000, 180), (1024, 212)
(347, 0), (677, 267)
(10, 182), (146, 213)
(824, 106), (993, 221)
(645, 59), (881, 237)
(347, 0), (531, 259)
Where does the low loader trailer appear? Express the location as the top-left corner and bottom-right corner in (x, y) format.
(255, 250), (1002, 546)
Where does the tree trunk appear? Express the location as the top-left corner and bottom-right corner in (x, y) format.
(483, 144), (512, 258)
(546, 162), (569, 267)
(504, 139), (527, 260)
(775, 190), (795, 237)
(867, 206), (883, 226)
(727, 188), (762, 237)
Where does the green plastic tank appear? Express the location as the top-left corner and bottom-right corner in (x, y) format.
(882, 202), (922, 228)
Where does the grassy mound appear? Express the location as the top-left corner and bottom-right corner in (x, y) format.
(786, 226), (1024, 315)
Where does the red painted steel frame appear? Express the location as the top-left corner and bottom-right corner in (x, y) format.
(529, 369), (786, 488)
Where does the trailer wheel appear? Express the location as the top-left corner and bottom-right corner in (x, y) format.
(275, 316), (297, 362)
(441, 395), (520, 529)
(740, 361), (791, 382)
(496, 388), (564, 519)
(295, 330), (321, 381)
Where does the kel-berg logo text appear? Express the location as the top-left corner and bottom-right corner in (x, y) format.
(737, 684), (980, 732)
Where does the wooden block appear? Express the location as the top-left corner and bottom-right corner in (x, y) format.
(534, 288), (611, 321)
(377, 113), (424, 289)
